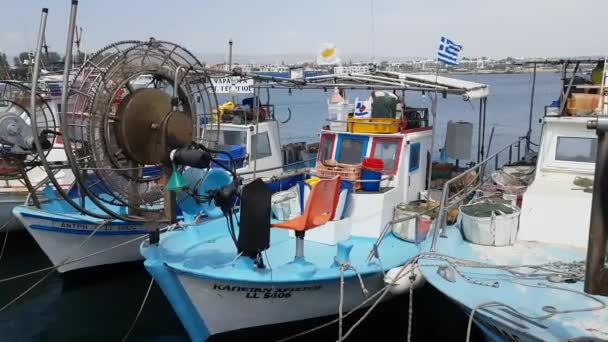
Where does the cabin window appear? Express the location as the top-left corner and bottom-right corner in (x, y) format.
(252, 132), (272, 160)
(336, 135), (368, 164)
(371, 138), (402, 175)
(555, 137), (597, 163)
(206, 130), (247, 147)
(318, 134), (335, 162)
(409, 142), (421, 172)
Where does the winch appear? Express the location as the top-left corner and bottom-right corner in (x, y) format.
(29, 39), (220, 222)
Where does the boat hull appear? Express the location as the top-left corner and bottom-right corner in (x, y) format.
(14, 208), (152, 273)
(146, 259), (389, 341)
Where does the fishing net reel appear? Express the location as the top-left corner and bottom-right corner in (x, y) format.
(50, 39), (218, 222)
(0, 81), (57, 180)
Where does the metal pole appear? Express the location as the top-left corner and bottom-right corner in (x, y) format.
(252, 86), (259, 179)
(526, 63), (537, 153)
(560, 62), (579, 116)
(426, 64), (441, 197)
(477, 98), (482, 163)
(27, 7), (49, 209)
(60, 0), (78, 125)
(481, 98), (487, 160)
(228, 39), (233, 72)
(584, 117), (608, 295)
(426, 94), (437, 197)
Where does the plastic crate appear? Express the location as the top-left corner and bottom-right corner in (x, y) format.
(348, 118), (400, 134)
(316, 162), (362, 190)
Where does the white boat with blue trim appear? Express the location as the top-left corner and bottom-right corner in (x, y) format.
(140, 71), (492, 340)
(418, 59), (608, 341)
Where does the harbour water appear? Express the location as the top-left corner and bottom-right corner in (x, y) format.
(0, 72), (560, 341)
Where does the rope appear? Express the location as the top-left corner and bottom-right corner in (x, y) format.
(275, 282), (387, 342)
(0, 219), (111, 312)
(0, 218), (14, 262)
(338, 265), (345, 341)
(413, 253), (606, 342)
(465, 301), (502, 342)
(407, 264), (416, 342)
(335, 259), (370, 341)
(338, 256), (421, 341)
(121, 277), (155, 342)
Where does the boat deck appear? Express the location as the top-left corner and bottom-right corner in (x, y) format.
(419, 226), (608, 341)
(142, 217), (420, 284)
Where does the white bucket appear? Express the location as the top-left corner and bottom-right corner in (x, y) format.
(392, 209), (418, 242)
(460, 203), (520, 246)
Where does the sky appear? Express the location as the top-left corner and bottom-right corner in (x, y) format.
(2, 0), (607, 64)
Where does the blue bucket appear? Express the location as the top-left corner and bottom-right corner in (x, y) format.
(361, 168), (382, 192)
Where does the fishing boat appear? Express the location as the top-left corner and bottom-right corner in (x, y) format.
(140, 70), (491, 341)
(418, 58), (608, 341)
(11, 31), (311, 273)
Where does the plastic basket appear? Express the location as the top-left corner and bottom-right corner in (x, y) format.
(347, 118), (400, 134)
(316, 162), (362, 190)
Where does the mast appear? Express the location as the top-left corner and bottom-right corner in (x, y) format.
(228, 39), (233, 72)
(526, 62), (537, 153)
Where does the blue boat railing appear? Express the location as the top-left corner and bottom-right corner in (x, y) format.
(429, 136), (528, 252)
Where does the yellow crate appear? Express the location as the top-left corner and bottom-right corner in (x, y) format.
(347, 118), (400, 134)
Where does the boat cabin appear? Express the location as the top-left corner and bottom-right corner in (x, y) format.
(315, 123), (432, 239)
(518, 116), (596, 247)
(518, 58), (606, 248)
(203, 100), (285, 178)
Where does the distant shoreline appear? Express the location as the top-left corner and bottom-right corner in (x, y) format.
(441, 69), (559, 76)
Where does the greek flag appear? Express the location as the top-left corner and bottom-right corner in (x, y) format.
(437, 36), (462, 66)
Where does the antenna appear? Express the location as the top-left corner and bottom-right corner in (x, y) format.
(370, 0), (376, 65)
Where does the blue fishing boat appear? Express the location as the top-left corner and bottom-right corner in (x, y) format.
(140, 71), (492, 340)
(418, 59), (608, 341)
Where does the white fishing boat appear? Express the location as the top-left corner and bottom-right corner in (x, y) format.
(418, 58), (608, 341)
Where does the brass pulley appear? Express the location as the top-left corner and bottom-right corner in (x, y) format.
(114, 88), (193, 165)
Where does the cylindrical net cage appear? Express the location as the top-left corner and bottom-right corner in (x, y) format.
(62, 39), (218, 220)
(0, 81), (57, 180)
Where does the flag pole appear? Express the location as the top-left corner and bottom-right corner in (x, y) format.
(425, 60), (440, 200)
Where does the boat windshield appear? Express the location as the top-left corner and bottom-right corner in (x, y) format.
(338, 138), (365, 164)
(206, 130), (247, 147)
(555, 136), (597, 163)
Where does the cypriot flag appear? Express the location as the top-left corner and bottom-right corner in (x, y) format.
(317, 43), (340, 65)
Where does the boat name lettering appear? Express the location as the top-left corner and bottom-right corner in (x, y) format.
(57, 222), (138, 231)
(212, 284), (321, 299)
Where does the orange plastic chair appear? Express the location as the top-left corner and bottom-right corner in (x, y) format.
(271, 176), (341, 232)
